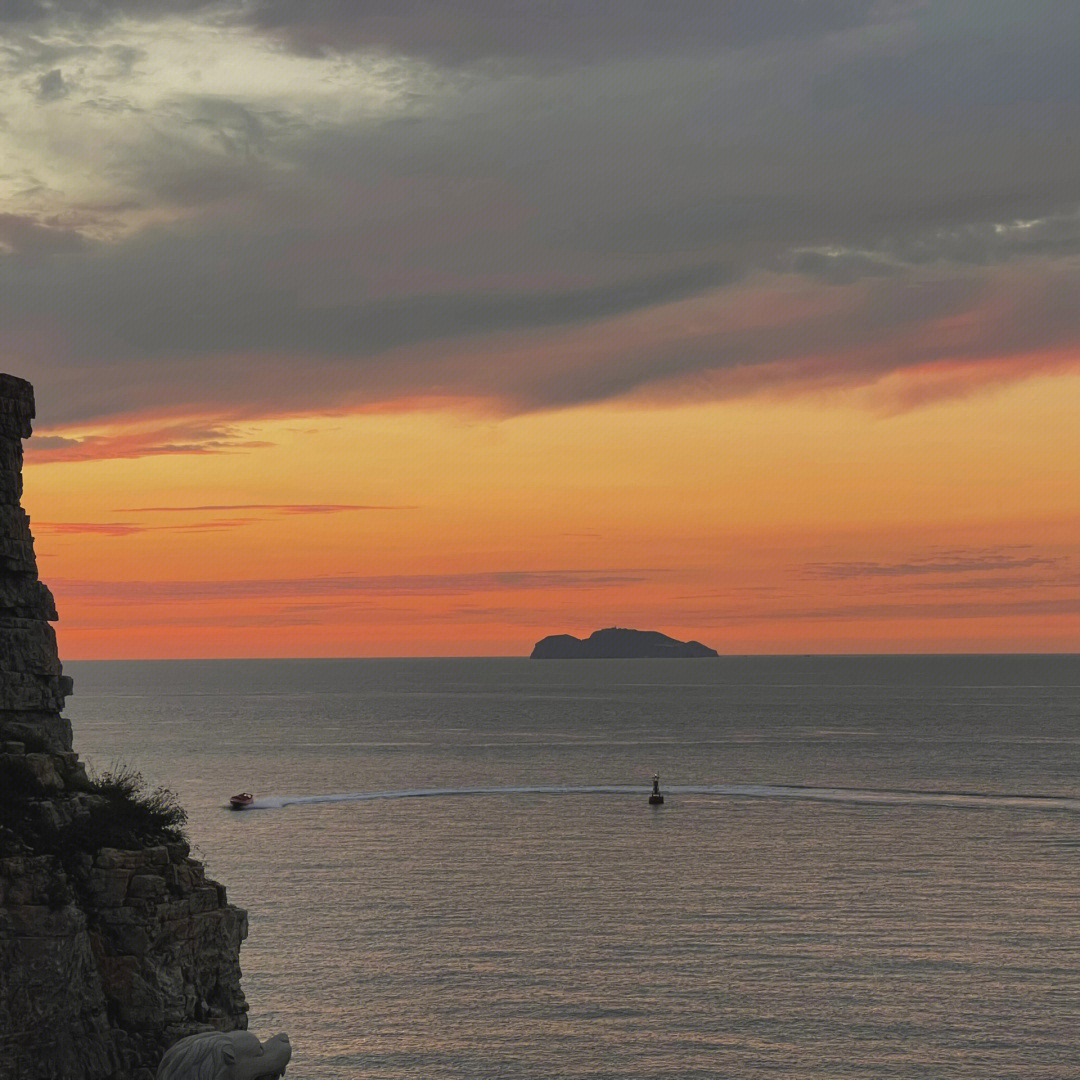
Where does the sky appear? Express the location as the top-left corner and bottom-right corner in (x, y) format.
(3, 0), (1079, 658)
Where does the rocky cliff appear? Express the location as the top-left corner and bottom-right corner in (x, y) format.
(0, 374), (248, 1080)
(531, 627), (719, 659)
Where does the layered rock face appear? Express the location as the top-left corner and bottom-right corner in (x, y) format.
(0, 374), (73, 754)
(0, 374), (248, 1080)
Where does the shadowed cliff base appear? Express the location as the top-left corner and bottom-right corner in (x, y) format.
(531, 627), (719, 659)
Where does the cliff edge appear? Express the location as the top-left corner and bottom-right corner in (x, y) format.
(531, 627), (719, 659)
(0, 374), (248, 1080)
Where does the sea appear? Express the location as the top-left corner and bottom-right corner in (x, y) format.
(63, 655), (1080, 1080)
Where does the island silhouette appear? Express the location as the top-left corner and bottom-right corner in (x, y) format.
(530, 627), (718, 659)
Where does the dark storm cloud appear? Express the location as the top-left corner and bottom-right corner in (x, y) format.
(7, 242), (737, 421)
(5, 0), (1080, 423)
(103, 262), (732, 357)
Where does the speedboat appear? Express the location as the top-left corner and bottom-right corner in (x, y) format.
(229, 792), (254, 811)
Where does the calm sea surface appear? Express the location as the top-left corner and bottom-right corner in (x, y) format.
(63, 656), (1080, 1080)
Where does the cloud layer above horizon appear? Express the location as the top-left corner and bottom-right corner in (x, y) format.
(4, 1), (1080, 428)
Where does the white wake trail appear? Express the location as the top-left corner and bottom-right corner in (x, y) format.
(241, 783), (1080, 814)
(250, 784), (640, 809)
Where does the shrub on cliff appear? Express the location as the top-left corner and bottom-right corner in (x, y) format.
(0, 759), (188, 860)
(78, 764), (188, 849)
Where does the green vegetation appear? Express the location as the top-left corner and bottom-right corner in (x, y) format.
(78, 764), (188, 849)
(0, 758), (187, 861)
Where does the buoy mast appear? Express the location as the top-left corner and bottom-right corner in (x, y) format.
(649, 772), (664, 805)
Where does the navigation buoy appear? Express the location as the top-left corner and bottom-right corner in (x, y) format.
(649, 773), (664, 805)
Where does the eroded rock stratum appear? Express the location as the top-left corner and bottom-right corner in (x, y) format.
(0, 374), (248, 1080)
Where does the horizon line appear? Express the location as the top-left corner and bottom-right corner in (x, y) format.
(60, 652), (1080, 663)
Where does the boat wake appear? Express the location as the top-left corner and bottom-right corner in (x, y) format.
(243, 783), (1080, 813)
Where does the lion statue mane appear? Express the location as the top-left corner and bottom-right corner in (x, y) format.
(156, 1030), (291, 1080)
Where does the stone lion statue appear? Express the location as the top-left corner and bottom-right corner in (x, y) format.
(156, 1030), (291, 1080)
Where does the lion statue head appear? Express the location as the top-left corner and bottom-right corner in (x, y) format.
(156, 1030), (291, 1080)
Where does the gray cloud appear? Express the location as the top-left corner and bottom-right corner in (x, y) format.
(905, 572), (1080, 593)
(0, 0), (49, 22)
(4, 1), (1080, 423)
(14, 251), (1080, 426)
(1, 0), (879, 58)
(24, 422), (273, 461)
(114, 503), (415, 512)
(789, 210), (1080, 284)
(812, 2), (1080, 116)
(0, 0), (219, 26)
(804, 552), (1064, 579)
(35, 66), (65, 98)
(108, 261), (732, 357)
(34, 520), (147, 535)
(49, 569), (658, 603)
(707, 597), (1080, 625)
(0, 213), (84, 255)
(242, 0), (878, 63)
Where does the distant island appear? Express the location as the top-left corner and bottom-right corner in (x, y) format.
(530, 627), (719, 659)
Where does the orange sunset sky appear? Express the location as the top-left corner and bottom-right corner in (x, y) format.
(4, 2), (1080, 657)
